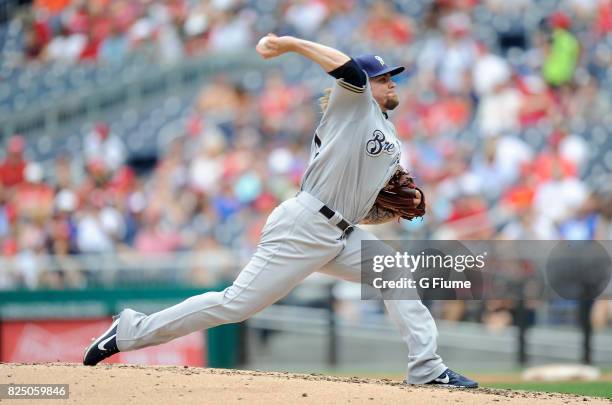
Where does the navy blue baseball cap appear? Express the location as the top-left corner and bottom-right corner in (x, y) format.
(354, 54), (405, 78)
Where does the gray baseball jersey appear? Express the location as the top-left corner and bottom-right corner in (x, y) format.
(300, 77), (401, 223)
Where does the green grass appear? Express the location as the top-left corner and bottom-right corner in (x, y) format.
(486, 381), (612, 399)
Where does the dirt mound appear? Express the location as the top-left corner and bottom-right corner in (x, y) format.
(0, 363), (607, 404)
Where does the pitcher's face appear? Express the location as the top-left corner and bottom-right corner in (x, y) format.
(370, 73), (399, 112)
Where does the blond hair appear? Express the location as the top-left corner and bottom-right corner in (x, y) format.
(318, 87), (333, 113)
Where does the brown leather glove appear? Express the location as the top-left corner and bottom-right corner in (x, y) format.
(374, 168), (426, 221)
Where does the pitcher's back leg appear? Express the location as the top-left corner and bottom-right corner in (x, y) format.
(319, 226), (447, 384)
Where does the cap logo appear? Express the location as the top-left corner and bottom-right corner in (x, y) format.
(374, 56), (385, 66)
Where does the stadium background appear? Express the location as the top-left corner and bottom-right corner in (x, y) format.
(0, 0), (611, 387)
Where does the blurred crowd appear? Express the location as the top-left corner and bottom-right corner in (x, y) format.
(20, 0), (253, 65)
(10, 0), (612, 68)
(1, 0), (612, 328)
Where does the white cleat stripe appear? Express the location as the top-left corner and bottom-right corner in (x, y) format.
(435, 375), (450, 384)
(97, 334), (117, 351)
(87, 318), (120, 352)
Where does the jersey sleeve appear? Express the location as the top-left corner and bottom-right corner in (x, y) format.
(322, 74), (373, 122)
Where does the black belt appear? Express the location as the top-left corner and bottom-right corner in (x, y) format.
(319, 205), (354, 237)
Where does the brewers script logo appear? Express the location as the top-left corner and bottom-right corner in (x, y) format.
(366, 130), (396, 156)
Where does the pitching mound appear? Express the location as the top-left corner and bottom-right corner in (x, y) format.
(0, 363), (607, 404)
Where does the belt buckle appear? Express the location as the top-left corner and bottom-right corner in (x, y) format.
(340, 224), (354, 239)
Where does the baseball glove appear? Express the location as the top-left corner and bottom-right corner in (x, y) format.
(374, 168), (426, 221)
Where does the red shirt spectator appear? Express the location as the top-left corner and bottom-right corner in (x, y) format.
(516, 76), (556, 127)
(446, 196), (488, 223)
(33, 17), (52, 44)
(2, 237), (18, 256)
(596, 0), (612, 36)
(446, 195), (492, 239)
(34, 0), (70, 14)
(258, 75), (298, 124)
(91, 14), (114, 43)
(79, 33), (101, 61)
(14, 163), (55, 220)
(420, 95), (471, 136)
(67, 5), (90, 34)
(532, 149), (577, 183)
(501, 172), (537, 212)
(0, 136), (27, 188)
(134, 226), (183, 253)
(24, 17), (53, 60)
(366, 2), (412, 45)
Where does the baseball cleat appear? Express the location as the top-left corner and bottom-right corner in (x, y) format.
(83, 316), (121, 366)
(426, 369), (478, 388)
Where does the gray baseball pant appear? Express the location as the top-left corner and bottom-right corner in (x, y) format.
(116, 191), (446, 384)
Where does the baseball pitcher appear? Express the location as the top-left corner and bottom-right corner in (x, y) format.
(83, 34), (478, 388)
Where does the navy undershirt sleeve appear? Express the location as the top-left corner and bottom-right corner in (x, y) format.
(327, 59), (367, 88)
